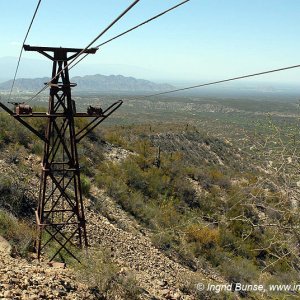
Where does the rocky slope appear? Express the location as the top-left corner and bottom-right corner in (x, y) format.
(85, 187), (209, 299)
(0, 144), (224, 300)
(0, 236), (94, 299)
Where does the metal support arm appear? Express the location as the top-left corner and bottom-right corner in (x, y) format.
(0, 102), (47, 143)
(75, 100), (123, 143)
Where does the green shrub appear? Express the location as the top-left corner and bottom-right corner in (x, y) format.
(173, 177), (200, 208)
(0, 174), (35, 218)
(185, 224), (219, 248)
(154, 197), (183, 229)
(0, 210), (35, 257)
(81, 174), (91, 196)
(123, 159), (147, 192)
(151, 230), (176, 252)
(76, 248), (119, 294)
(145, 169), (170, 198)
(30, 140), (44, 155)
(104, 131), (128, 148)
(119, 191), (156, 227)
(220, 256), (259, 284)
(76, 248), (142, 299)
(115, 272), (142, 300)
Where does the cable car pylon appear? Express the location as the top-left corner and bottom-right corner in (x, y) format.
(0, 44), (123, 262)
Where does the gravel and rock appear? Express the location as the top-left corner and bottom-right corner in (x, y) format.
(0, 238), (95, 299)
(0, 146), (223, 299)
(84, 186), (209, 299)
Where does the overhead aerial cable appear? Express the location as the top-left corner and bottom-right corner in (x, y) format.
(8, 0), (42, 101)
(26, 0), (141, 104)
(69, 0), (190, 71)
(145, 64), (300, 97)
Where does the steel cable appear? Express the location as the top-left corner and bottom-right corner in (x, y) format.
(145, 64), (300, 97)
(26, 0), (141, 104)
(8, 0), (42, 101)
(69, 0), (190, 71)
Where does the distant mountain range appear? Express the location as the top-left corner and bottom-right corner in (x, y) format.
(0, 74), (174, 92)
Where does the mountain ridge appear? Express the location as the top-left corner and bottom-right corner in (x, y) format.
(0, 74), (174, 92)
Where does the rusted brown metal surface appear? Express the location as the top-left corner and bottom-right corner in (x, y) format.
(7, 102), (33, 115)
(31, 45), (94, 262)
(0, 45), (123, 262)
(16, 104), (32, 115)
(87, 105), (103, 116)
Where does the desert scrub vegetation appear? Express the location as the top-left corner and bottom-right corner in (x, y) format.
(0, 113), (31, 148)
(0, 111), (46, 148)
(75, 248), (142, 299)
(1, 107), (300, 298)
(0, 170), (36, 218)
(95, 140), (220, 260)
(81, 174), (91, 196)
(0, 210), (35, 257)
(95, 124), (300, 298)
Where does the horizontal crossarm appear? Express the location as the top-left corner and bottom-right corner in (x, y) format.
(24, 44), (98, 61)
(75, 100), (123, 143)
(0, 101), (47, 143)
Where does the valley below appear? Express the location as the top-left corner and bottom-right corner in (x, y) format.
(0, 89), (300, 299)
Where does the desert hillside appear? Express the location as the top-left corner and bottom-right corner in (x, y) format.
(1, 108), (299, 299)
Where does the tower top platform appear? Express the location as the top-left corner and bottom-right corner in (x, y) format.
(23, 44), (98, 54)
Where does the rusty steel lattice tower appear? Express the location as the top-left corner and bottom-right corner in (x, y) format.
(30, 45), (94, 262)
(0, 45), (122, 261)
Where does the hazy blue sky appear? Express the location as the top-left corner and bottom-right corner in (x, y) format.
(1, 0), (300, 83)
